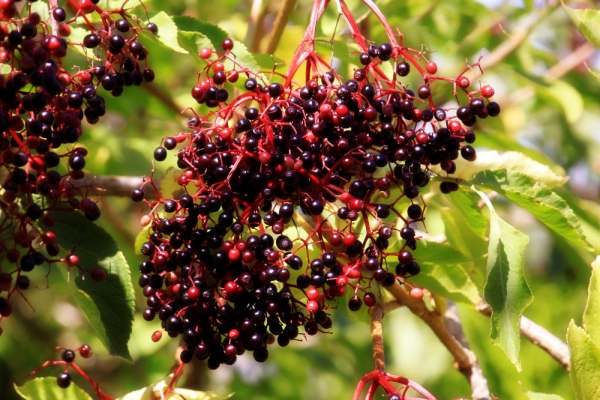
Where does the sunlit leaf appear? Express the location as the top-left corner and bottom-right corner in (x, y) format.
(472, 169), (591, 250)
(410, 263), (481, 304)
(50, 211), (135, 361)
(568, 321), (600, 400)
(117, 374), (232, 400)
(476, 188), (533, 371)
(583, 256), (600, 345)
(140, 12), (188, 54)
(15, 377), (92, 400)
(562, 1), (600, 49)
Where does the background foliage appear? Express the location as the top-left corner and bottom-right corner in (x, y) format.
(2, 0), (600, 399)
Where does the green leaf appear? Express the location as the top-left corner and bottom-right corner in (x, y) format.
(447, 151), (568, 189)
(410, 240), (471, 265)
(568, 321), (600, 400)
(477, 188), (533, 371)
(50, 211), (135, 361)
(446, 188), (488, 238)
(524, 390), (565, 400)
(29, 2), (49, 22)
(585, 63), (600, 85)
(141, 12), (188, 54)
(472, 169), (592, 251)
(117, 374), (231, 400)
(160, 167), (185, 200)
(439, 207), (488, 289)
(172, 16), (260, 71)
(15, 377), (93, 400)
(562, 1), (600, 49)
(410, 263), (481, 304)
(583, 256), (600, 345)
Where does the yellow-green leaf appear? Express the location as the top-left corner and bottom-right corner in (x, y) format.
(15, 377), (93, 400)
(568, 321), (600, 400)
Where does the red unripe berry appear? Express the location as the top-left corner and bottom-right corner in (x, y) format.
(228, 329), (239, 339)
(227, 70), (239, 83)
(339, 192), (351, 204)
(187, 286), (200, 300)
(41, 231), (56, 244)
(306, 300), (319, 313)
(46, 36), (62, 51)
(79, 344), (92, 358)
(306, 287), (320, 301)
(151, 330), (163, 342)
(219, 127), (232, 140)
(224, 281), (239, 293)
(343, 265), (361, 279)
(343, 233), (356, 246)
(242, 250), (254, 263)
(212, 62), (224, 73)
(457, 76), (470, 88)
(199, 48), (212, 59)
(481, 85), (495, 98)
(66, 254), (79, 267)
(363, 292), (377, 307)
(410, 287), (424, 300)
(416, 132), (429, 144)
(228, 248), (240, 261)
(349, 198), (364, 211)
(78, 0), (96, 14)
(336, 275), (348, 287)
(426, 61), (438, 74)
(336, 104), (349, 117)
(330, 232), (343, 246)
(449, 120), (462, 133)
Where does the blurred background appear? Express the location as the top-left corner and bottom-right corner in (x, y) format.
(2, 0), (600, 398)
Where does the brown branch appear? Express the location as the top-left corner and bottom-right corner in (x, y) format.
(477, 302), (570, 370)
(69, 175), (159, 199)
(245, 0), (269, 52)
(478, 0), (560, 73)
(369, 303), (386, 372)
(385, 283), (491, 400)
(444, 301), (491, 400)
(265, 0), (297, 54)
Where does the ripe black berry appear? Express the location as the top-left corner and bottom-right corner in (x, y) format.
(56, 372), (72, 388)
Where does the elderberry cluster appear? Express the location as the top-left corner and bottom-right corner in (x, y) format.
(0, 1), (154, 329)
(134, 30), (500, 368)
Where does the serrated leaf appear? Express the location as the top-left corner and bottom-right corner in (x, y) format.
(476, 188), (533, 371)
(446, 151), (567, 188)
(472, 169), (591, 251)
(562, 1), (600, 49)
(172, 16), (261, 71)
(117, 374), (231, 400)
(50, 211), (135, 361)
(15, 377), (93, 400)
(568, 321), (600, 400)
(586, 63), (600, 85)
(446, 188), (488, 238)
(583, 256), (600, 345)
(140, 12), (188, 54)
(524, 390), (564, 400)
(410, 263), (481, 304)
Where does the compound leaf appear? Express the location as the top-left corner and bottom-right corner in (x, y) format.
(50, 211), (134, 361)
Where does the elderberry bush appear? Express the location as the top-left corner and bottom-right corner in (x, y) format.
(0, 0), (155, 328)
(134, 3), (501, 369)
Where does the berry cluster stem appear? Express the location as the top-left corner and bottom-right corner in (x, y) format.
(369, 302), (385, 372)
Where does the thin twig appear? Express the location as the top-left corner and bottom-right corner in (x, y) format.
(444, 301), (491, 400)
(385, 283), (491, 398)
(265, 0), (298, 54)
(68, 175), (159, 199)
(369, 303), (386, 372)
(477, 302), (570, 370)
(478, 0), (560, 72)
